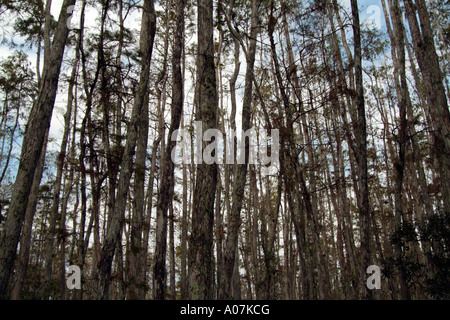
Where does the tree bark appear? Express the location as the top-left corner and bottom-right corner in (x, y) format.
(153, 0), (185, 300)
(188, 0), (218, 300)
(127, 0), (150, 300)
(0, 0), (76, 300)
(403, 0), (450, 210)
(10, 130), (49, 300)
(349, 0), (373, 299)
(219, 0), (259, 300)
(387, 0), (411, 300)
(97, 0), (156, 299)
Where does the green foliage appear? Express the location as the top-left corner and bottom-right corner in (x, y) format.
(419, 211), (450, 299)
(0, 50), (36, 186)
(361, 28), (389, 60)
(0, 50), (36, 96)
(390, 220), (418, 247)
(4, 0), (56, 47)
(380, 211), (450, 299)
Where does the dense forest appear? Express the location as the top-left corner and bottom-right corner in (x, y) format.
(0, 0), (449, 300)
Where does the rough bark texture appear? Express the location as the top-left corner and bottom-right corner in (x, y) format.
(153, 0), (185, 300)
(403, 0), (450, 210)
(97, 0), (156, 299)
(0, 0), (76, 300)
(389, 0), (411, 300)
(10, 130), (49, 300)
(219, 0), (259, 301)
(188, 0), (218, 300)
(350, 0), (372, 299)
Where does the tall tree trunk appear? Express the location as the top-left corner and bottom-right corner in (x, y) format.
(127, 0), (150, 300)
(10, 130), (49, 300)
(127, 93), (149, 300)
(168, 201), (176, 299)
(140, 4), (171, 296)
(0, 0), (76, 300)
(403, 0), (450, 210)
(42, 22), (81, 299)
(97, 0), (156, 299)
(351, 0), (372, 299)
(188, 0), (218, 300)
(58, 125), (77, 300)
(219, 0), (259, 300)
(180, 117), (189, 299)
(153, 0), (185, 300)
(387, 0), (411, 300)
(349, 0), (372, 299)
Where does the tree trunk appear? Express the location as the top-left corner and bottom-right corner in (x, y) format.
(127, 0), (150, 300)
(0, 0), (76, 300)
(350, 0), (372, 299)
(188, 0), (218, 300)
(10, 130), (49, 300)
(387, 0), (411, 300)
(403, 0), (450, 210)
(97, 0), (156, 299)
(153, 0), (185, 300)
(219, 0), (259, 300)
(180, 116), (189, 299)
(42, 19), (81, 299)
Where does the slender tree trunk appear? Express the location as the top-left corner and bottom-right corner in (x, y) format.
(127, 0), (150, 299)
(10, 130), (49, 300)
(350, 0), (372, 299)
(403, 0), (450, 210)
(168, 201), (176, 299)
(97, 0), (156, 299)
(58, 128), (76, 300)
(387, 0), (411, 300)
(219, 0), (259, 300)
(43, 0), (52, 68)
(180, 120), (189, 299)
(153, 0), (185, 300)
(188, 0), (218, 300)
(0, 0), (76, 300)
(42, 25), (80, 299)
(141, 118), (163, 299)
